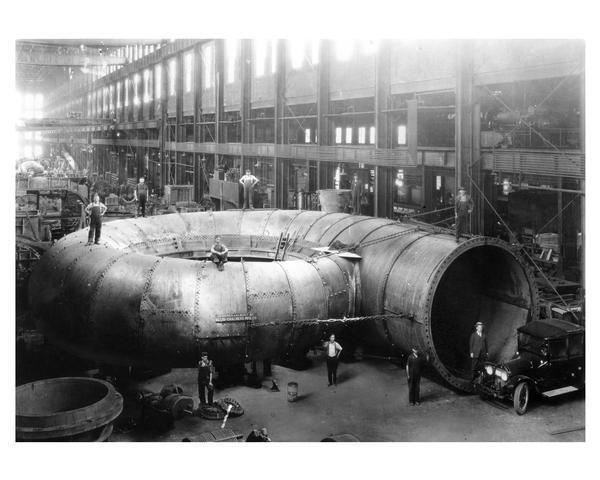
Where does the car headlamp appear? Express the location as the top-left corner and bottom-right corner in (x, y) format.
(485, 365), (494, 376)
(495, 368), (508, 382)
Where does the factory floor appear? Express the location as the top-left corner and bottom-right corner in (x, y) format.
(110, 353), (585, 442)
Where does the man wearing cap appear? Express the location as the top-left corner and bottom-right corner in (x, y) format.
(134, 177), (149, 217)
(197, 352), (215, 405)
(406, 347), (426, 406)
(469, 322), (488, 382)
(324, 334), (343, 386)
(455, 186), (474, 242)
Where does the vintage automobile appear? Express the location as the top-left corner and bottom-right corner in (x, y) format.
(477, 319), (584, 414)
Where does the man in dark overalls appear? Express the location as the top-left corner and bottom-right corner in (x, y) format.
(406, 347), (425, 406)
(134, 177), (149, 217)
(351, 172), (362, 215)
(197, 351), (214, 405)
(454, 186), (474, 242)
(84, 193), (107, 245)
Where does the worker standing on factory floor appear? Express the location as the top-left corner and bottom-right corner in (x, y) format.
(210, 236), (229, 271)
(134, 177), (149, 217)
(469, 321), (488, 383)
(239, 169), (259, 209)
(85, 193), (107, 245)
(351, 172), (362, 215)
(197, 352), (215, 406)
(324, 334), (343, 386)
(455, 186), (474, 242)
(406, 347), (425, 406)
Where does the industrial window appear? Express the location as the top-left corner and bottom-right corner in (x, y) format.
(124, 79), (129, 107)
(184, 51), (194, 93)
(335, 127), (342, 144)
(305, 128), (311, 143)
(34, 131), (41, 141)
(369, 126), (375, 144)
(88, 93), (92, 113)
(116, 82), (121, 108)
(24, 132), (32, 140)
(203, 44), (214, 88)
(254, 39), (267, 77)
(271, 40), (277, 74)
(226, 40), (237, 83)
(109, 85), (114, 111)
(290, 40), (304, 69)
(23, 145), (33, 158)
(397, 125), (407, 145)
(133, 74), (140, 106)
(345, 127), (352, 144)
(143, 69), (151, 103)
(103, 88), (108, 113)
(169, 58), (177, 96)
(358, 127), (366, 144)
(335, 40), (354, 61)
(436, 175), (442, 190)
(34, 145), (42, 157)
(155, 65), (162, 99)
(311, 40), (319, 64)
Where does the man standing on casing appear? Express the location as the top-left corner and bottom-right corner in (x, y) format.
(454, 186), (473, 242)
(324, 334), (343, 386)
(239, 169), (259, 209)
(469, 321), (488, 382)
(134, 177), (149, 217)
(85, 193), (107, 245)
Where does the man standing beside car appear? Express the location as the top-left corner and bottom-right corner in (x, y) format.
(470, 321), (488, 382)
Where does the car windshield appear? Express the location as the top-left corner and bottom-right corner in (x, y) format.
(518, 332), (546, 356)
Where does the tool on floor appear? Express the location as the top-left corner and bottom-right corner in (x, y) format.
(221, 404), (233, 429)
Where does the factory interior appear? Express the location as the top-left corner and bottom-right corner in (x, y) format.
(9, 11), (595, 471)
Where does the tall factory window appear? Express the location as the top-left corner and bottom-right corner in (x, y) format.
(397, 125), (407, 145)
(335, 127), (342, 144)
(345, 127), (353, 144)
(335, 40), (354, 61)
(305, 128), (311, 143)
(155, 64), (162, 99)
(290, 40), (305, 69)
(143, 69), (151, 103)
(109, 85), (114, 111)
(133, 74), (140, 106)
(358, 127), (366, 144)
(311, 40), (319, 64)
(271, 40), (277, 73)
(34, 94), (43, 119)
(124, 78), (130, 107)
(226, 40), (237, 83)
(103, 88), (108, 114)
(169, 58), (177, 96)
(369, 126), (375, 144)
(34, 145), (43, 157)
(116, 83), (121, 108)
(254, 39), (267, 77)
(87, 93), (92, 114)
(23, 145), (33, 158)
(203, 44), (214, 89)
(184, 51), (194, 93)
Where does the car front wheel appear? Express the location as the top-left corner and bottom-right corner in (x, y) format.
(513, 381), (530, 415)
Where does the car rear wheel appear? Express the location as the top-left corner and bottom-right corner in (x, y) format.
(513, 381), (530, 415)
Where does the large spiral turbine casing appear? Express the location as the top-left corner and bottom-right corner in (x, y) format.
(28, 210), (538, 392)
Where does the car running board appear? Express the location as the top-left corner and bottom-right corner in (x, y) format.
(541, 385), (579, 398)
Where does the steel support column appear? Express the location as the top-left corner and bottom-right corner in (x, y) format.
(374, 41), (391, 218)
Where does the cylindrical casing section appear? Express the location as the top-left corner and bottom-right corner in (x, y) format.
(29, 210), (538, 392)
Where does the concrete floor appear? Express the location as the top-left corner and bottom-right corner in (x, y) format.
(110, 354), (585, 442)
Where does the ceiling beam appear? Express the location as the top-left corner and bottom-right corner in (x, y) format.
(17, 51), (127, 67)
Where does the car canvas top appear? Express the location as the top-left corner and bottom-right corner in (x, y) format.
(517, 319), (584, 340)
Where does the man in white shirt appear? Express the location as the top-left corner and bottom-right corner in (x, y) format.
(324, 334), (343, 386)
(239, 169), (259, 209)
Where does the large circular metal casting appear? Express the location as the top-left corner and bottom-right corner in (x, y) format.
(28, 210), (538, 392)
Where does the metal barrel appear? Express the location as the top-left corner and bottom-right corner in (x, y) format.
(28, 210), (538, 392)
